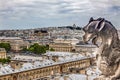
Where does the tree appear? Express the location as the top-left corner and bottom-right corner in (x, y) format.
(0, 57), (11, 64)
(21, 47), (28, 52)
(45, 45), (49, 50)
(39, 45), (46, 54)
(28, 43), (46, 54)
(50, 48), (55, 51)
(0, 43), (11, 52)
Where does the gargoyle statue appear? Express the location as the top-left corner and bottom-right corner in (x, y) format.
(83, 17), (120, 80)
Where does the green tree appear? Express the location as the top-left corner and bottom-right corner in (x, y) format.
(28, 43), (46, 54)
(50, 48), (55, 51)
(7, 56), (11, 60)
(39, 45), (46, 53)
(45, 45), (49, 50)
(0, 58), (11, 64)
(0, 43), (11, 52)
(21, 47), (28, 52)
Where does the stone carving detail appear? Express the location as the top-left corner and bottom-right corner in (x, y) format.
(83, 17), (120, 80)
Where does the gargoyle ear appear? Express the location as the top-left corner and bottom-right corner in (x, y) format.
(95, 18), (105, 32)
(89, 17), (94, 23)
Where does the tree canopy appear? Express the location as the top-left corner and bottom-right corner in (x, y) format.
(28, 43), (46, 54)
(0, 43), (11, 52)
(23, 43), (55, 54)
(0, 57), (11, 64)
(50, 48), (55, 51)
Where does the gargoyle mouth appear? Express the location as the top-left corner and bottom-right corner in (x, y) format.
(84, 35), (97, 44)
(92, 35), (99, 47)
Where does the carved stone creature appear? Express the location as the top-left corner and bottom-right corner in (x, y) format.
(83, 17), (120, 80)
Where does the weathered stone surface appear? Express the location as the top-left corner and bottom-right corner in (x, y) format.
(83, 17), (120, 80)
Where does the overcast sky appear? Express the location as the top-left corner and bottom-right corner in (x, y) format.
(0, 0), (120, 30)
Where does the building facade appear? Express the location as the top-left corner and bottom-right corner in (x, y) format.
(49, 43), (72, 52)
(33, 30), (49, 37)
(75, 44), (96, 53)
(0, 48), (6, 59)
(0, 37), (29, 52)
(0, 58), (92, 80)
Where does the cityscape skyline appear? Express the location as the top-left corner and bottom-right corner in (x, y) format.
(0, 0), (120, 30)
(0, 1), (120, 78)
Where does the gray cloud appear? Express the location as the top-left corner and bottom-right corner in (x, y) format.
(0, 0), (120, 29)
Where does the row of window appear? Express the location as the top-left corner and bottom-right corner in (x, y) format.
(0, 59), (91, 80)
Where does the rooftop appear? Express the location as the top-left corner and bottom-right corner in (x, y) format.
(0, 52), (92, 76)
(44, 51), (74, 57)
(0, 37), (22, 40)
(12, 55), (43, 61)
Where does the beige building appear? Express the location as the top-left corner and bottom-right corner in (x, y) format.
(50, 37), (79, 52)
(0, 37), (29, 52)
(75, 44), (96, 53)
(0, 58), (92, 80)
(49, 43), (72, 52)
(54, 38), (79, 46)
(10, 41), (29, 52)
(33, 30), (49, 37)
(0, 48), (6, 59)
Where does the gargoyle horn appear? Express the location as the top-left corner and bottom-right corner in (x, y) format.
(95, 18), (105, 32)
(85, 17), (94, 30)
